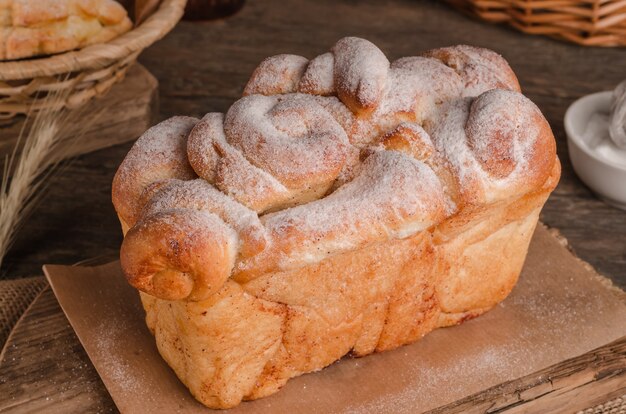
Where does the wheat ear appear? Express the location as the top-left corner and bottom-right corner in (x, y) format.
(0, 89), (77, 270)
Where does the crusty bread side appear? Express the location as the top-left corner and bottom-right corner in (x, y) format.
(0, 0), (132, 60)
(138, 177), (557, 408)
(112, 37), (560, 408)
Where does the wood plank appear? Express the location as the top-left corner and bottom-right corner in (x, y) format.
(0, 287), (115, 413)
(431, 338), (626, 413)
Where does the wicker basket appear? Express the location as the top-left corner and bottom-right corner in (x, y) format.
(0, 0), (187, 120)
(445, 0), (626, 47)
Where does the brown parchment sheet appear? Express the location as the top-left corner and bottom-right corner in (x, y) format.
(43, 225), (626, 413)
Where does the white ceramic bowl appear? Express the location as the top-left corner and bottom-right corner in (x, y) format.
(564, 91), (626, 210)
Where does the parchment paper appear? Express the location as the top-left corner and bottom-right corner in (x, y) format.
(43, 225), (626, 413)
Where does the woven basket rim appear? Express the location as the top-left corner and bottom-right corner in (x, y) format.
(446, 0), (626, 47)
(0, 0), (187, 81)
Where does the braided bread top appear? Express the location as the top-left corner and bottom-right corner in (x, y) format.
(112, 37), (559, 301)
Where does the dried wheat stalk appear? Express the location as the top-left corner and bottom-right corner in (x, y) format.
(0, 89), (84, 270)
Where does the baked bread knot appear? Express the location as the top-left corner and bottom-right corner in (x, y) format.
(112, 37), (560, 408)
(0, 0), (132, 60)
(187, 94), (352, 213)
(113, 37), (558, 309)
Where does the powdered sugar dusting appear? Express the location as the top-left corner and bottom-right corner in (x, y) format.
(223, 93), (351, 202)
(186, 113), (224, 183)
(347, 56), (465, 147)
(262, 150), (448, 268)
(332, 37), (390, 110)
(244, 54), (309, 96)
(423, 45), (520, 97)
(112, 116), (198, 225)
(387, 56), (464, 121)
(142, 178), (268, 256)
(313, 95), (357, 138)
(299, 52), (335, 95)
(428, 90), (546, 203)
(466, 90), (539, 176)
(343, 340), (540, 414)
(118, 117), (198, 186)
(428, 98), (485, 199)
(93, 320), (152, 398)
(185, 111), (293, 211)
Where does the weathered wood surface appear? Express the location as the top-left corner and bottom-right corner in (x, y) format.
(0, 288), (115, 413)
(0, 286), (623, 413)
(433, 338), (626, 413)
(1, 0), (624, 287)
(0, 64), (158, 162)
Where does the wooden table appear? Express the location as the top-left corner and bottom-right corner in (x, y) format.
(1, 1), (626, 412)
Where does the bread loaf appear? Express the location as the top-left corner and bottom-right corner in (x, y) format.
(0, 0), (131, 60)
(112, 37), (560, 409)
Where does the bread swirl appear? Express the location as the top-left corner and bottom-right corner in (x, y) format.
(112, 37), (560, 408)
(0, 0), (131, 60)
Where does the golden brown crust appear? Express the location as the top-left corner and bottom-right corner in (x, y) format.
(111, 37), (561, 409)
(0, 0), (131, 60)
(142, 190), (553, 408)
(121, 209), (238, 301)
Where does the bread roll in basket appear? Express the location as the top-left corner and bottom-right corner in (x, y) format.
(112, 37), (560, 409)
